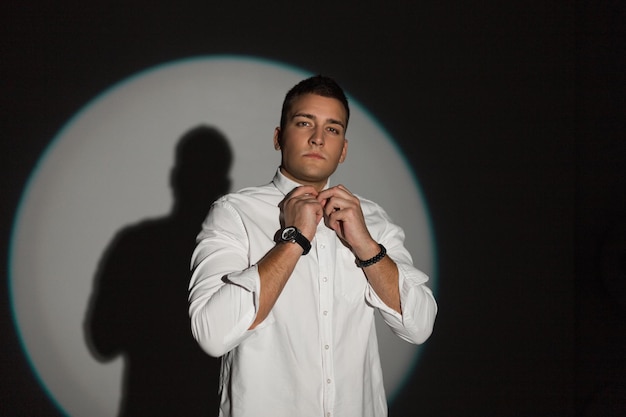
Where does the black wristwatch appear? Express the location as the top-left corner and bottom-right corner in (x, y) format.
(279, 226), (311, 255)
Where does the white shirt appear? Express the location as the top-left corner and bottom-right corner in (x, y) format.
(189, 169), (437, 417)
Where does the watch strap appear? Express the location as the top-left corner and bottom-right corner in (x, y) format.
(291, 231), (311, 256)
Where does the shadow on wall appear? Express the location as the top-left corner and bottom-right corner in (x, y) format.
(84, 125), (232, 417)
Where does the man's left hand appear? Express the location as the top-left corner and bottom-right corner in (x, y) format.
(316, 185), (380, 260)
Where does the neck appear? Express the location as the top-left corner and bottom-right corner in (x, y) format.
(279, 167), (327, 192)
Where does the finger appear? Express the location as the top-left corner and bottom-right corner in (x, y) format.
(316, 187), (338, 202)
(323, 198), (345, 217)
(281, 186), (317, 209)
(288, 185), (319, 198)
(318, 186), (353, 204)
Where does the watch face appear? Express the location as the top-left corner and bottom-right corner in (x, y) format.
(281, 227), (296, 241)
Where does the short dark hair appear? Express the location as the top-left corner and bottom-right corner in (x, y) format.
(279, 75), (350, 131)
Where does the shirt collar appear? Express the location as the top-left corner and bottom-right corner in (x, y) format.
(271, 168), (330, 196)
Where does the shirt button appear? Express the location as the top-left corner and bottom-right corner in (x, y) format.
(323, 310), (328, 316)
(327, 378), (332, 384)
(320, 244), (326, 249)
(322, 277), (328, 282)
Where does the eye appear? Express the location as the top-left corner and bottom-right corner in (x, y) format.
(327, 126), (341, 135)
(296, 120), (311, 127)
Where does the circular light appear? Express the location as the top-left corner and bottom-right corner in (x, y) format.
(10, 55), (436, 416)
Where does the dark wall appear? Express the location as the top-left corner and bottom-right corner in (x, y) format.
(2, 1), (624, 416)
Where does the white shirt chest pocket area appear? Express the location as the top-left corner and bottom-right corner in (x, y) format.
(334, 248), (369, 303)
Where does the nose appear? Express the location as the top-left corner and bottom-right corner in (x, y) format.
(309, 126), (325, 146)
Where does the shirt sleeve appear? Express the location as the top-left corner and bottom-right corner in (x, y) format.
(188, 199), (266, 357)
(363, 203), (438, 345)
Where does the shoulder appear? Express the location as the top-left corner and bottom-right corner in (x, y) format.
(211, 182), (281, 216)
(216, 182), (276, 202)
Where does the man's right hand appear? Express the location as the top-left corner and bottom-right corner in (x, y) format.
(279, 186), (323, 241)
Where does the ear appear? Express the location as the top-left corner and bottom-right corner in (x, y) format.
(273, 127), (282, 150)
(339, 138), (348, 163)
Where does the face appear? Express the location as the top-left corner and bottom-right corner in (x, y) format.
(273, 93), (348, 190)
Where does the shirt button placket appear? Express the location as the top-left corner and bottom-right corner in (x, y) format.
(317, 235), (334, 416)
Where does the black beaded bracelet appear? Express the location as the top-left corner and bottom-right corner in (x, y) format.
(355, 244), (387, 268)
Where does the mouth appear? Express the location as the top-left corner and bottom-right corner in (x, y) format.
(303, 152), (325, 160)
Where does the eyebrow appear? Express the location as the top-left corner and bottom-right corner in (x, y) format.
(292, 112), (346, 130)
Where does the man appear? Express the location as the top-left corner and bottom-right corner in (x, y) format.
(189, 75), (437, 417)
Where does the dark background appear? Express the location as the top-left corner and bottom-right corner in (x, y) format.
(2, 1), (625, 416)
